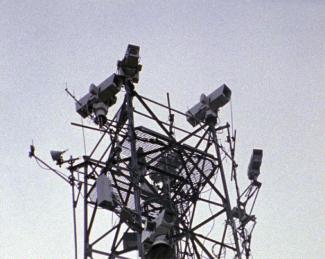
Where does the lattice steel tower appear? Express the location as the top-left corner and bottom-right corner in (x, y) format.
(30, 45), (263, 259)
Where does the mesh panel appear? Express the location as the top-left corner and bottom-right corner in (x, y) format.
(115, 126), (217, 216)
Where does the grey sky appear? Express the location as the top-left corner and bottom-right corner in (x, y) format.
(1, 0), (324, 258)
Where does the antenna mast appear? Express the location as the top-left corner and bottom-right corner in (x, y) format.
(30, 45), (263, 259)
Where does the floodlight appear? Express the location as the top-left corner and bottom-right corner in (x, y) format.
(247, 149), (263, 181)
(50, 149), (67, 165)
(186, 84), (231, 127)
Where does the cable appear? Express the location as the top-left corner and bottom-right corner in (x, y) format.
(81, 118), (87, 155)
(199, 173), (218, 258)
(35, 158), (51, 170)
(230, 99), (234, 136)
(34, 158), (70, 180)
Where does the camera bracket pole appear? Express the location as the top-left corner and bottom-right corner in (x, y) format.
(207, 115), (242, 259)
(83, 156), (91, 259)
(125, 80), (144, 258)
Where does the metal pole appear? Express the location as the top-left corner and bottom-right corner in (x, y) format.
(83, 156), (89, 259)
(208, 120), (242, 259)
(125, 81), (144, 258)
(70, 170), (78, 259)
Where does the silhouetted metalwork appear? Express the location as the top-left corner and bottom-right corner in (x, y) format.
(29, 45), (262, 259)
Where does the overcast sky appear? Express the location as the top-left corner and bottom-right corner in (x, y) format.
(1, 1), (324, 258)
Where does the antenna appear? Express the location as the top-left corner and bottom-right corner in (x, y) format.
(30, 45), (263, 259)
(167, 92), (174, 136)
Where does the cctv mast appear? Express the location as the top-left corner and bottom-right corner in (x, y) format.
(29, 45), (263, 259)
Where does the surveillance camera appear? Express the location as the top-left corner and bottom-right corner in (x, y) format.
(96, 73), (121, 101)
(147, 235), (175, 259)
(206, 84), (231, 111)
(142, 209), (176, 255)
(93, 102), (109, 127)
(76, 73), (122, 125)
(117, 44), (142, 83)
(247, 149), (263, 181)
(186, 84), (232, 127)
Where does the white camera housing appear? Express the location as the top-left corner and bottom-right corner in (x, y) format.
(186, 84), (231, 127)
(76, 73), (121, 119)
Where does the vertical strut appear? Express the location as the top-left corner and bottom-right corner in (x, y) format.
(70, 169), (78, 259)
(83, 156), (90, 259)
(125, 81), (144, 258)
(208, 120), (242, 259)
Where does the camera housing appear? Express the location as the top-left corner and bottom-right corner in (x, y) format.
(141, 209), (176, 256)
(146, 235), (175, 259)
(117, 44), (142, 83)
(76, 73), (122, 126)
(76, 45), (142, 127)
(186, 84), (231, 127)
(247, 149), (263, 181)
